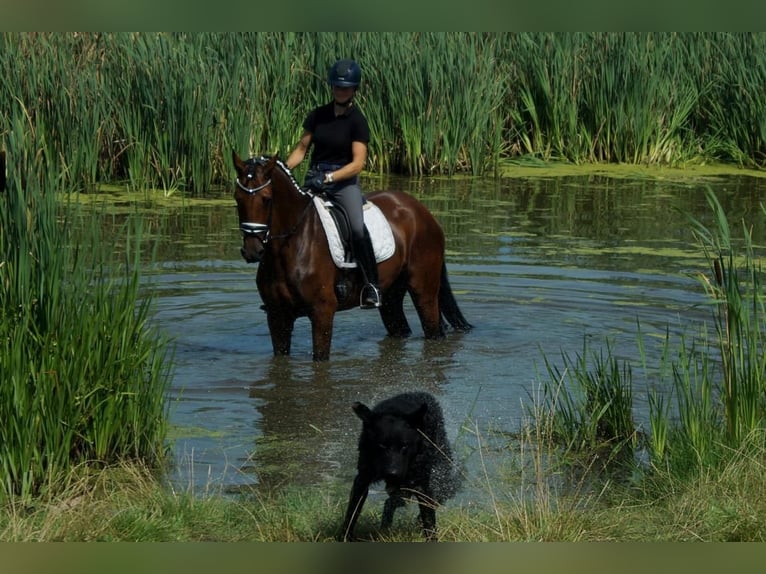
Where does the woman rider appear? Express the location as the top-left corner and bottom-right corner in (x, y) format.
(285, 58), (381, 309)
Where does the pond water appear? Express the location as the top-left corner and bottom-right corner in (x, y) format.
(144, 170), (766, 504)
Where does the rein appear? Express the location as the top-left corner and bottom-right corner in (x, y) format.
(268, 199), (314, 241)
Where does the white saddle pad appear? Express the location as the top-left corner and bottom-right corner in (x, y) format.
(313, 196), (396, 269)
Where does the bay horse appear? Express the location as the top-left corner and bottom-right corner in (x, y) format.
(232, 151), (472, 361)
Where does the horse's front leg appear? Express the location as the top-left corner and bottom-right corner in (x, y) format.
(309, 305), (336, 361)
(266, 309), (295, 356)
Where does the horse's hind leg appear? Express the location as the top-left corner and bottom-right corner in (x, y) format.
(409, 280), (444, 340)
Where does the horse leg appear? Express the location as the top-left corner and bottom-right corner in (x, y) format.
(379, 279), (412, 338)
(266, 310), (295, 356)
(408, 274), (444, 340)
(309, 305), (336, 361)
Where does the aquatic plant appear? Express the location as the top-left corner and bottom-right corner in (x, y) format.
(537, 186), (766, 479)
(536, 338), (637, 467)
(1, 33), (765, 196)
(0, 115), (171, 503)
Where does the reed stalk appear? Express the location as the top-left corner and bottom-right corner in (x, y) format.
(536, 187), (766, 478)
(684, 188), (766, 447)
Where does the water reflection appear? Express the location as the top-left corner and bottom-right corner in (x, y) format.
(244, 334), (466, 491)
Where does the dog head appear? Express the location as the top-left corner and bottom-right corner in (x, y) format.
(352, 400), (428, 486)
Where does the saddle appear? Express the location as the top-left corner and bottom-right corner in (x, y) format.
(312, 195), (395, 269)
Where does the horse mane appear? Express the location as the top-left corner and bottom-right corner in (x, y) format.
(253, 154), (310, 197)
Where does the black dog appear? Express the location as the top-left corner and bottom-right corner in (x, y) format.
(340, 392), (458, 541)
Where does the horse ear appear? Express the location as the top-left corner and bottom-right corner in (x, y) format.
(265, 154), (279, 171)
(352, 402), (372, 422)
(232, 150), (246, 171)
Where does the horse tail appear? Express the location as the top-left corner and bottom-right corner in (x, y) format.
(438, 262), (473, 332)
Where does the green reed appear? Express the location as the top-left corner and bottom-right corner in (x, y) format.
(0, 117), (171, 503)
(690, 33), (766, 166)
(509, 33), (704, 164)
(536, 339), (636, 466)
(643, 191), (766, 474)
(685, 188), (766, 446)
(2, 33), (765, 196)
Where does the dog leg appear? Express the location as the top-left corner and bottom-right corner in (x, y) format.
(381, 492), (405, 529)
(339, 475), (370, 541)
(416, 492), (438, 541)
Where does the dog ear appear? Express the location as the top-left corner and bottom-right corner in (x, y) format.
(407, 403), (429, 429)
(352, 401), (372, 422)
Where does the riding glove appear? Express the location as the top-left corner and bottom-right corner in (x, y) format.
(307, 174), (326, 192)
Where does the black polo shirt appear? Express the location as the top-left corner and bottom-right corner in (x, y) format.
(303, 102), (370, 167)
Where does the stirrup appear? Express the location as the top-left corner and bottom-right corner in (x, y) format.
(360, 284), (381, 309)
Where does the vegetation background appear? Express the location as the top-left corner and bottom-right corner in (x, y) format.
(1, 32), (765, 197)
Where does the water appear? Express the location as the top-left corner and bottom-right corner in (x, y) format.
(145, 172), (766, 500)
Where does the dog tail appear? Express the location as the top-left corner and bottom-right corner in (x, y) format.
(438, 262), (472, 332)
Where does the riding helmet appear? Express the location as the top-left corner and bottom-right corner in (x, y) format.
(328, 59), (361, 88)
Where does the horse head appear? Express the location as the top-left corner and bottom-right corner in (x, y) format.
(232, 151), (278, 263)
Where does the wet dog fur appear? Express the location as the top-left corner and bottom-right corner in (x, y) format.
(340, 392), (458, 541)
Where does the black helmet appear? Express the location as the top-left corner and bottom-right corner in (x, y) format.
(328, 59), (361, 88)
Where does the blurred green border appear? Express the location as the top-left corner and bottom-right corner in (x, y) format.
(3, 542), (766, 574)
(1, 2), (764, 32)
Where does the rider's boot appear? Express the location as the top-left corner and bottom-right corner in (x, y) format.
(352, 231), (381, 309)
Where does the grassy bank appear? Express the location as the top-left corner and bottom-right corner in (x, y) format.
(2, 430), (766, 542)
(1, 32), (765, 195)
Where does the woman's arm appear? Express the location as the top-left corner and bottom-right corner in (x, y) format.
(285, 130), (312, 170)
(326, 140), (367, 183)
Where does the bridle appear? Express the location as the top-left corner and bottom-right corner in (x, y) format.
(236, 177), (272, 195)
(236, 157), (314, 246)
(236, 174), (272, 239)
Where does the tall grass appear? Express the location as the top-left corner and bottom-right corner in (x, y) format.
(510, 33), (703, 164)
(684, 189), (766, 446)
(0, 111), (171, 503)
(1, 33), (765, 195)
(535, 339), (637, 468)
(536, 186), (766, 480)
